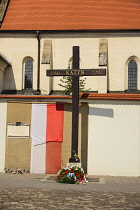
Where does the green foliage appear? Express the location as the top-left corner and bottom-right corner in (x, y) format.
(59, 76), (72, 95)
(58, 76), (90, 95)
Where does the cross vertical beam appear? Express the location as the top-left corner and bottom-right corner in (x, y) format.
(71, 46), (79, 158)
(46, 46), (106, 164)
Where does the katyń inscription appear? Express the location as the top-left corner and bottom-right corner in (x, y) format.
(46, 46), (106, 163)
(47, 69), (106, 76)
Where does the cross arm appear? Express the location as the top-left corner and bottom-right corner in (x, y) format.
(46, 69), (106, 76)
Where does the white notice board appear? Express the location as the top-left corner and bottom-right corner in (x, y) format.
(7, 123), (30, 138)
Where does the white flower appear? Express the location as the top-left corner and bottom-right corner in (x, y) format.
(67, 173), (76, 181)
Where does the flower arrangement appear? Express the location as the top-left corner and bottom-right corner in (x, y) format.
(56, 166), (87, 184)
(15, 169), (26, 174)
(4, 168), (30, 174)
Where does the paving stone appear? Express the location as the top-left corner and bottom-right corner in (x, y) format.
(0, 173), (140, 209)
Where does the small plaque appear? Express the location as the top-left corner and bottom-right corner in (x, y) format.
(67, 162), (81, 167)
(99, 53), (107, 66)
(7, 123), (30, 138)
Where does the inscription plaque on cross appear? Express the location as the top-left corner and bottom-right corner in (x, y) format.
(46, 46), (106, 163)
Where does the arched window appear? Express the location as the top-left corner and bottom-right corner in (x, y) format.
(24, 59), (33, 89)
(128, 60), (137, 90)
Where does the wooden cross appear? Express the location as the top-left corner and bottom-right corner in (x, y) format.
(46, 46), (106, 163)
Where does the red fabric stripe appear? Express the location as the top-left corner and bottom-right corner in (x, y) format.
(46, 142), (62, 174)
(46, 104), (64, 142)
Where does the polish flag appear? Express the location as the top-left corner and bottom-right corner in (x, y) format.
(30, 103), (64, 174)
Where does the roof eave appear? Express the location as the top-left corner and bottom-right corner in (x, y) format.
(1, 93), (140, 101)
(0, 29), (140, 33)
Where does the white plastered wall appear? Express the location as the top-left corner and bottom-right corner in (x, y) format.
(88, 101), (140, 176)
(51, 38), (99, 92)
(0, 35), (38, 90)
(0, 34), (140, 93)
(0, 35), (101, 93)
(0, 102), (7, 172)
(43, 36), (140, 93)
(108, 37), (140, 91)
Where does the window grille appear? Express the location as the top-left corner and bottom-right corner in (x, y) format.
(24, 60), (33, 89)
(128, 60), (137, 90)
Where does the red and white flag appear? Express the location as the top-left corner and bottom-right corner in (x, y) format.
(30, 103), (64, 173)
(31, 103), (64, 145)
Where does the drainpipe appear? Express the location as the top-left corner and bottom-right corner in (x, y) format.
(36, 31), (41, 93)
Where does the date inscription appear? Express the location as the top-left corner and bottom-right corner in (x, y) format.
(47, 69), (106, 76)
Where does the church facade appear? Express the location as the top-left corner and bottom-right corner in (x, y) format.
(0, 0), (140, 176)
(1, 32), (140, 95)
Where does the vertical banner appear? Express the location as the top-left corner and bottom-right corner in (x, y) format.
(46, 142), (62, 174)
(30, 104), (47, 173)
(31, 103), (64, 174)
(46, 104), (64, 142)
(31, 104), (47, 146)
(46, 104), (64, 173)
(30, 143), (46, 174)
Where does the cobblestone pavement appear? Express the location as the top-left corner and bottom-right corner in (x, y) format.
(0, 173), (140, 209)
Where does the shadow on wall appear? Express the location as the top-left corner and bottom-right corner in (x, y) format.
(89, 107), (114, 118)
(3, 65), (16, 92)
(80, 104), (88, 174)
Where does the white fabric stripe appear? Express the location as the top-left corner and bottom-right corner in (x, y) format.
(30, 143), (46, 174)
(31, 104), (47, 146)
(30, 104), (47, 174)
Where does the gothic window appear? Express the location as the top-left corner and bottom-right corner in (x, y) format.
(128, 60), (137, 90)
(24, 60), (33, 89)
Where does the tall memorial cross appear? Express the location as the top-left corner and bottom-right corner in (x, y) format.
(46, 46), (106, 162)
